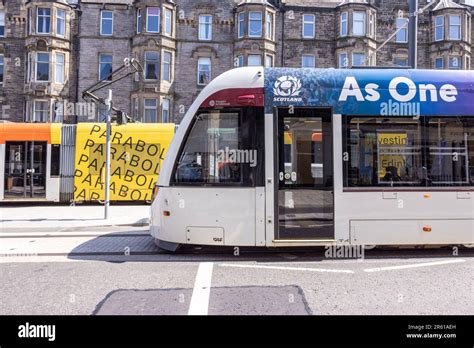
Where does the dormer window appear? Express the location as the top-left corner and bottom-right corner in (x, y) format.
(353, 12), (366, 36)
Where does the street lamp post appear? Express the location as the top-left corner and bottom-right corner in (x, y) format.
(104, 89), (112, 219)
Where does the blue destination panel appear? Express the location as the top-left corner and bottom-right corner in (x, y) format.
(264, 68), (474, 116)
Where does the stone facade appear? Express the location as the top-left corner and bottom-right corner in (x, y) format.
(0, 0), (473, 124)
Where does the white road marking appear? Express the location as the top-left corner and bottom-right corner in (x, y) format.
(188, 262), (214, 315)
(364, 259), (466, 272)
(219, 263), (354, 274)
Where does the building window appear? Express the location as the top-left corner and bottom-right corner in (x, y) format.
(144, 51), (159, 80)
(0, 11), (4, 37)
(396, 18), (408, 43)
(249, 12), (262, 38)
(144, 99), (157, 123)
(435, 16), (444, 41)
(147, 7), (160, 33)
(236, 55), (244, 67)
(163, 51), (172, 82)
(199, 15), (212, 40)
(302, 14), (315, 38)
(467, 15), (472, 42)
(137, 9), (142, 34)
(449, 56), (461, 70)
(36, 53), (50, 81)
(302, 55), (315, 68)
(197, 57), (211, 85)
(448, 15), (461, 40)
(56, 9), (65, 37)
(340, 12), (348, 37)
(435, 57), (444, 69)
(0, 55), (4, 84)
(53, 101), (63, 123)
(394, 57), (408, 67)
(339, 52), (348, 68)
(266, 13), (273, 40)
(132, 97), (139, 119)
(55, 53), (65, 83)
(369, 13), (375, 37)
(265, 55), (273, 67)
(162, 98), (170, 123)
(99, 54), (113, 81)
(34, 100), (49, 122)
(164, 8), (173, 36)
(100, 11), (113, 36)
(238, 12), (245, 38)
(352, 53), (366, 67)
(37, 8), (51, 34)
(353, 11), (366, 36)
(248, 55), (262, 67)
(466, 56), (471, 70)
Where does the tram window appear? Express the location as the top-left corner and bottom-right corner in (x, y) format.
(343, 116), (474, 188)
(427, 118), (474, 186)
(50, 144), (60, 177)
(172, 107), (264, 186)
(343, 117), (423, 187)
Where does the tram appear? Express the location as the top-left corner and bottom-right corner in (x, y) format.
(150, 67), (474, 251)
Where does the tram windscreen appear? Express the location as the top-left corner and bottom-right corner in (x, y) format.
(172, 107), (264, 186)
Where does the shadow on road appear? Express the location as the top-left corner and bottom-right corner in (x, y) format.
(67, 232), (474, 263)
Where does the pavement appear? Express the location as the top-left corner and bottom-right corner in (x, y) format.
(0, 204), (150, 229)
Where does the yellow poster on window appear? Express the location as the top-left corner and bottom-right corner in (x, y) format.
(74, 123), (174, 201)
(377, 133), (408, 179)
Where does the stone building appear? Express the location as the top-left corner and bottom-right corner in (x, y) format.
(0, 0), (473, 124)
(1, 0), (78, 123)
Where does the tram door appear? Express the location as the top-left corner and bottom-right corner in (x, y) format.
(276, 108), (334, 240)
(4, 141), (47, 199)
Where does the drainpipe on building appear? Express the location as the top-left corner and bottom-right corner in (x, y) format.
(74, 5), (82, 124)
(280, 4), (285, 67)
(408, 0), (418, 69)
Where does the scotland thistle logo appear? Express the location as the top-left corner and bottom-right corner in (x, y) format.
(273, 76), (303, 102)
